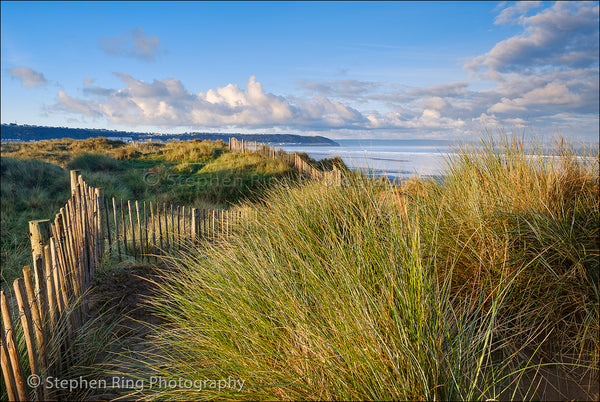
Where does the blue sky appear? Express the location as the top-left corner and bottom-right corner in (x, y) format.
(1, 1), (598, 141)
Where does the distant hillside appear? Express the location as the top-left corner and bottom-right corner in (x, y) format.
(0, 124), (339, 146)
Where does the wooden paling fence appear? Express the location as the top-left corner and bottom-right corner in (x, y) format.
(103, 199), (249, 262)
(2, 138), (342, 400)
(1, 170), (103, 401)
(229, 137), (343, 184)
(0, 171), (249, 401)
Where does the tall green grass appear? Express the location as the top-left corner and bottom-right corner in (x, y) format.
(430, 137), (599, 371)
(140, 135), (598, 400)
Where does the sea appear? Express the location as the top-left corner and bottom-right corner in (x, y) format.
(277, 139), (458, 179)
(277, 139), (598, 179)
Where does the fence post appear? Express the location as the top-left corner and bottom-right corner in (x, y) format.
(191, 208), (198, 243)
(13, 278), (41, 378)
(29, 219), (51, 287)
(29, 220), (51, 260)
(43, 245), (57, 327)
(95, 188), (105, 259)
(128, 200), (136, 259)
(105, 197), (112, 259)
(113, 198), (121, 261)
(22, 265), (49, 393)
(70, 170), (81, 197)
(1, 334), (18, 401)
(1, 290), (29, 401)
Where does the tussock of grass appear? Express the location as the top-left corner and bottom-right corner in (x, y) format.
(200, 151), (290, 174)
(163, 139), (227, 162)
(67, 153), (123, 172)
(141, 134), (598, 400)
(429, 136), (599, 370)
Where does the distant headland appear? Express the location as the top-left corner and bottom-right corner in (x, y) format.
(0, 123), (340, 146)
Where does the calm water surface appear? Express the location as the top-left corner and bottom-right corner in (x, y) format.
(276, 139), (597, 179)
(277, 139), (458, 178)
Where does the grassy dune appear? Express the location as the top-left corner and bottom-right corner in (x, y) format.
(1, 135), (597, 400)
(142, 136), (598, 400)
(0, 138), (297, 284)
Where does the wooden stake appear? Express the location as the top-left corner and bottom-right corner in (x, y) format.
(128, 200), (136, 259)
(158, 203), (163, 254)
(151, 202), (157, 261)
(50, 236), (69, 373)
(23, 266), (49, 376)
(136, 200), (142, 260)
(29, 219), (51, 272)
(34, 256), (51, 347)
(78, 176), (90, 288)
(1, 290), (29, 401)
(143, 201), (149, 262)
(212, 210), (216, 240)
(1, 324), (18, 401)
(200, 209), (205, 239)
(63, 203), (78, 292)
(163, 203), (169, 251)
(52, 220), (75, 366)
(65, 204), (83, 325)
(170, 204), (175, 251)
(96, 188), (105, 259)
(43, 245), (57, 327)
(113, 198), (121, 261)
(13, 278), (40, 377)
(55, 212), (73, 298)
(176, 205), (181, 250)
(49, 237), (65, 316)
(53, 216), (76, 335)
(181, 206), (186, 246)
(105, 197), (112, 259)
(70, 170), (81, 197)
(191, 208), (198, 243)
(121, 199), (127, 256)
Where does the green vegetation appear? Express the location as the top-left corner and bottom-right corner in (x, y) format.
(0, 138), (302, 284)
(1, 158), (70, 284)
(139, 135), (598, 400)
(2, 134), (597, 400)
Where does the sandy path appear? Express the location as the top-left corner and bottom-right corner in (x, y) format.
(82, 263), (166, 401)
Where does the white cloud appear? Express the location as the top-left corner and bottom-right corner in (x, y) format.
(488, 82), (582, 114)
(456, 1), (598, 140)
(55, 75), (368, 129)
(414, 96), (447, 111)
(57, 90), (102, 117)
(465, 2), (599, 77)
(99, 27), (161, 61)
(8, 67), (48, 88)
(494, 1), (542, 25)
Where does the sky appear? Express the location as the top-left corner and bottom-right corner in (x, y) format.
(1, 1), (598, 142)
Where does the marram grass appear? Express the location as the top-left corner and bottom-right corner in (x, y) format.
(136, 135), (598, 401)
